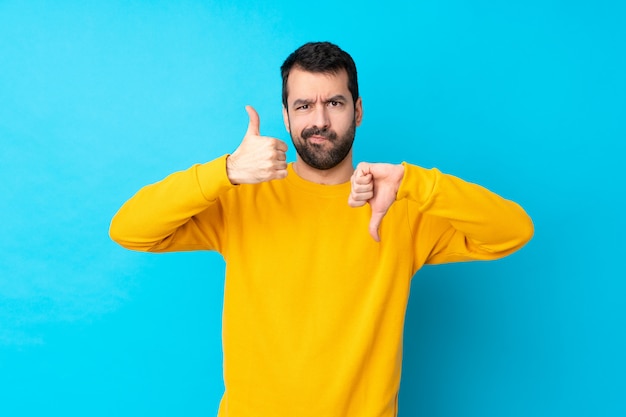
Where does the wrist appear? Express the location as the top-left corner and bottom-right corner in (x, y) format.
(225, 155), (241, 185)
(393, 163), (406, 194)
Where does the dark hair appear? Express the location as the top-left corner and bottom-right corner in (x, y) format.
(281, 42), (359, 108)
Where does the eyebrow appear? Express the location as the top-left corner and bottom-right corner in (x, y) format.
(292, 98), (313, 108)
(291, 95), (348, 108)
(325, 95), (348, 103)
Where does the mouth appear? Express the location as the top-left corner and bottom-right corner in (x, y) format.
(307, 135), (329, 145)
(301, 126), (337, 145)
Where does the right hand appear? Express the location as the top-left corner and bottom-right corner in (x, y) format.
(226, 105), (289, 185)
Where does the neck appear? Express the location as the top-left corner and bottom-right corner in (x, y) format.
(293, 152), (354, 185)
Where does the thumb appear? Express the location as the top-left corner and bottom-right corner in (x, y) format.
(368, 210), (385, 242)
(245, 105), (260, 136)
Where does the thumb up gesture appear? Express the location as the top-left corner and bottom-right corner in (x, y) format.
(226, 106), (289, 185)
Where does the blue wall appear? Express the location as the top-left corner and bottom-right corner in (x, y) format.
(1, 1), (624, 416)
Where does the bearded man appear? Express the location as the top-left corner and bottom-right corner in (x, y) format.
(110, 41), (533, 417)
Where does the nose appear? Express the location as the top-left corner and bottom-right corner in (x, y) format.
(312, 105), (330, 129)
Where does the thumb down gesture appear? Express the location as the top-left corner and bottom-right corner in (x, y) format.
(348, 162), (406, 242)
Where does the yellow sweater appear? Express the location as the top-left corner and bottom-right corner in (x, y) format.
(110, 155), (533, 417)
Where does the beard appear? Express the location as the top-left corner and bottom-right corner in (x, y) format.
(290, 120), (356, 170)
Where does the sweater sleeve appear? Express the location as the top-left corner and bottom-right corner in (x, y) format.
(398, 162), (534, 265)
(109, 155), (235, 253)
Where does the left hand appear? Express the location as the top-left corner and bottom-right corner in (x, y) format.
(348, 162), (405, 242)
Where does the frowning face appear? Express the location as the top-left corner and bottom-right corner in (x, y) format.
(283, 68), (362, 170)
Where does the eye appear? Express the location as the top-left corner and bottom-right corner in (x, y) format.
(296, 104), (309, 111)
(328, 100), (343, 108)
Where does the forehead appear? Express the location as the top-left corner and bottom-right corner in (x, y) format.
(286, 68), (351, 104)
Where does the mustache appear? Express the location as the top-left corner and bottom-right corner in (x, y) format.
(301, 126), (337, 141)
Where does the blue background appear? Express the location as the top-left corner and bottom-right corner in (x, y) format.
(1, 1), (624, 416)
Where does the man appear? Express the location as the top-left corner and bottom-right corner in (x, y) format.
(110, 42), (533, 417)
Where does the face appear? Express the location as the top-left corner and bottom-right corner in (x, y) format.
(283, 68), (363, 170)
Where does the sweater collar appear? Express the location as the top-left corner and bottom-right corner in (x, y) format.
(284, 163), (352, 197)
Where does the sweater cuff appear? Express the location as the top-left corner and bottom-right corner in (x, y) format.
(195, 154), (237, 202)
(396, 162), (439, 211)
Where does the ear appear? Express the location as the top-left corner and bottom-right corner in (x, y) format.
(354, 97), (363, 127)
(282, 106), (291, 133)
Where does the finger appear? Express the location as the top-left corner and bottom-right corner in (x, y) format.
(272, 165), (288, 180)
(245, 105), (261, 136)
(348, 195), (367, 208)
(275, 139), (288, 152)
(351, 189), (374, 201)
(369, 211), (385, 242)
(260, 137), (289, 152)
(349, 174), (372, 207)
(276, 151), (287, 162)
(274, 160), (288, 170)
(354, 172), (373, 185)
(355, 162), (371, 178)
(275, 169), (288, 180)
(351, 169), (373, 190)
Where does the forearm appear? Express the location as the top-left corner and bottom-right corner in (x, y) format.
(400, 163), (534, 259)
(109, 155), (234, 252)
